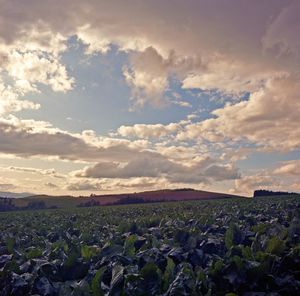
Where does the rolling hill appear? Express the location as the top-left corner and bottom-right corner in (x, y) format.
(13, 188), (243, 209)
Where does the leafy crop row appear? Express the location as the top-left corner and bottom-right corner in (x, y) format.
(0, 196), (299, 295)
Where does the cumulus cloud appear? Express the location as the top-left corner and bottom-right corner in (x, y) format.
(230, 174), (278, 196)
(111, 177), (161, 190)
(66, 177), (164, 192)
(273, 160), (300, 176)
(4, 50), (74, 92)
(0, 116), (238, 188)
(0, 79), (40, 115)
(66, 180), (102, 191)
(0, 0), (299, 194)
(181, 57), (270, 97)
(0, 116), (146, 162)
(1, 0), (297, 110)
(74, 153), (239, 184)
(118, 122), (182, 139)
(0, 19), (73, 117)
(123, 47), (169, 108)
(230, 169), (300, 196)
(178, 76), (300, 151)
(45, 182), (59, 188)
(0, 183), (16, 190)
(124, 47), (203, 107)
(5, 166), (65, 179)
(156, 145), (209, 162)
(262, 1), (300, 58)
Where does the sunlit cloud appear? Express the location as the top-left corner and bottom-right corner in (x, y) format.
(0, 0), (299, 195)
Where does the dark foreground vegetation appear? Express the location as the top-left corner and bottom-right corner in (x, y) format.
(0, 196), (299, 295)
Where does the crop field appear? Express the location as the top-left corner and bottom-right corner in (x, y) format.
(0, 196), (299, 296)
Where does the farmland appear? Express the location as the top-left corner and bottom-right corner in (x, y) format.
(0, 196), (299, 295)
(9, 189), (239, 209)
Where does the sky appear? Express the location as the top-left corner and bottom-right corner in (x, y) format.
(0, 0), (300, 197)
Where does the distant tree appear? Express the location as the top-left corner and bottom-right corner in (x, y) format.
(254, 190), (297, 198)
(77, 199), (100, 208)
(174, 188), (195, 192)
(26, 200), (47, 210)
(0, 197), (18, 212)
(0, 198), (60, 212)
(111, 196), (166, 206)
(114, 196), (145, 205)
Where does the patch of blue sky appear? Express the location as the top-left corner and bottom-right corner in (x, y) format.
(171, 82), (251, 121)
(165, 77), (221, 121)
(237, 149), (300, 171)
(17, 41), (192, 134)
(19, 41), (131, 134)
(18, 39), (251, 138)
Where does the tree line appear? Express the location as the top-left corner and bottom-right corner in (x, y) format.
(253, 190), (298, 197)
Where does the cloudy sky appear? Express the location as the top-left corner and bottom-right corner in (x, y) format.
(0, 0), (299, 197)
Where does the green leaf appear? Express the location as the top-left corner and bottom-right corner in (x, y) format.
(81, 245), (100, 260)
(166, 265), (195, 296)
(241, 246), (253, 260)
(209, 259), (224, 277)
(196, 268), (206, 282)
(110, 264), (124, 295)
(231, 255), (244, 270)
(124, 234), (137, 256)
(63, 243), (69, 253)
(5, 237), (15, 253)
(266, 237), (285, 255)
(91, 267), (106, 296)
(141, 262), (161, 281)
(225, 223), (243, 249)
(26, 247), (42, 259)
(252, 223), (268, 234)
(65, 249), (79, 268)
(162, 258), (175, 291)
(140, 262), (162, 295)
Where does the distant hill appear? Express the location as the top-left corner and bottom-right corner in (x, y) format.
(0, 191), (33, 198)
(91, 188), (240, 204)
(13, 189), (242, 209)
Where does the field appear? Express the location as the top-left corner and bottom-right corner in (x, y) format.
(0, 196), (299, 295)
(11, 189), (239, 209)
